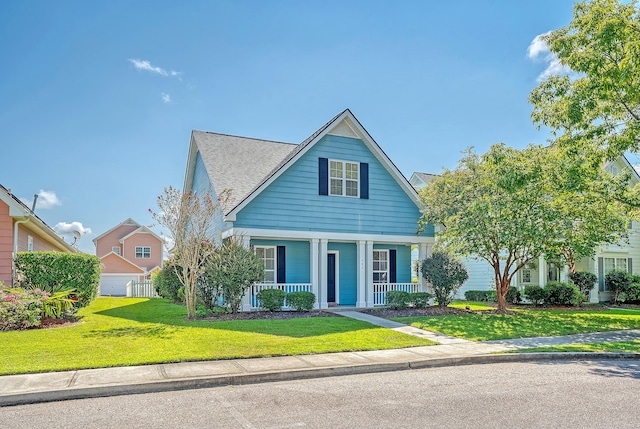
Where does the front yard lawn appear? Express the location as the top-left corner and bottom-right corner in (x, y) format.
(0, 297), (435, 375)
(393, 308), (640, 341)
(514, 341), (640, 354)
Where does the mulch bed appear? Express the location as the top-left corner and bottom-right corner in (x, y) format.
(33, 317), (80, 329)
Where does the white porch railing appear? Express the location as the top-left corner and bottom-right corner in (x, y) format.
(250, 283), (313, 310)
(373, 283), (420, 306)
(126, 280), (160, 298)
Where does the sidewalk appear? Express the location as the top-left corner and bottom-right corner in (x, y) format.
(2, 312), (639, 407)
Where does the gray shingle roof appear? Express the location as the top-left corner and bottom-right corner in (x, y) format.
(413, 172), (437, 184)
(191, 131), (297, 209)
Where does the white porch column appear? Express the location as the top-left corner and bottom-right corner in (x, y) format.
(418, 243), (428, 292)
(357, 240), (366, 307)
(310, 239), (320, 309)
(538, 256), (546, 287)
(560, 266), (569, 283)
(590, 256), (600, 303)
(366, 240), (374, 307)
(319, 239), (328, 309)
(240, 235), (252, 311)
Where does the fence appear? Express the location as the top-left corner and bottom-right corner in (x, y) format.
(373, 282), (420, 306)
(126, 280), (160, 298)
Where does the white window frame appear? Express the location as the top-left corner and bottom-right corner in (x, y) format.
(521, 268), (532, 284)
(255, 246), (276, 284)
(373, 250), (389, 284)
(112, 246), (121, 255)
(27, 235), (33, 252)
(135, 246), (151, 259)
(602, 257), (629, 291)
(329, 159), (359, 198)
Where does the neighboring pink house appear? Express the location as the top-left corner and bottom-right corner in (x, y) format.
(0, 184), (77, 285)
(93, 218), (163, 295)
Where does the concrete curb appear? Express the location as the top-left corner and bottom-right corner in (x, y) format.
(2, 352), (639, 407)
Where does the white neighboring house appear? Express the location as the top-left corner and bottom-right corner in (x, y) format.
(93, 218), (163, 296)
(410, 156), (640, 303)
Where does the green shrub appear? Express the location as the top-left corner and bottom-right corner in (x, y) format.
(626, 283), (640, 303)
(464, 290), (490, 301)
(487, 290), (498, 302)
(286, 291), (316, 311)
(523, 285), (548, 306)
(152, 261), (183, 302)
(410, 292), (432, 308)
(386, 290), (411, 309)
(14, 252), (100, 308)
(606, 270), (632, 304)
(195, 305), (213, 318)
(569, 271), (597, 295)
(545, 281), (583, 306)
(0, 287), (46, 330)
(420, 252), (469, 307)
(41, 289), (77, 319)
(257, 288), (286, 312)
(506, 286), (522, 304)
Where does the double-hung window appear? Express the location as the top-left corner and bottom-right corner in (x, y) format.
(602, 257), (628, 291)
(330, 160), (359, 197)
(255, 246), (276, 283)
(135, 246), (151, 258)
(373, 250), (389, 283)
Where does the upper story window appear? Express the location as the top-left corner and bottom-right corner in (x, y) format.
(135, 246), (151, 258)
(254, 246), (275, 283)
(27, 235), (33, 252)
(112, 246), (121, 255)
(330, 159), (359, 197)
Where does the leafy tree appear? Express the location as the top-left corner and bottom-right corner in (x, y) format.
(419, 144), (630, 311)
(530, 0), (640, 160)
(569, 271), (598, 296)
(204, 238), (264, 313)
(152, 259), (183, 302)
(150, 186), (227, 319)
(420, 251), (469, 307)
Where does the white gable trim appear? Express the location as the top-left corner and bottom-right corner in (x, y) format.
(92, 218), (142, 245)
(100, 251), (146, 273)
(119, 226), (163, 243)
(226, 110), (423, 222)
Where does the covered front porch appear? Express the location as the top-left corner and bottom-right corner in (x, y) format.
(225, 229), (433, 311)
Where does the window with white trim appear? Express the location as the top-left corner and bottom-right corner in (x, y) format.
(255, 246), (275, 283)
(522, 269), (532, 283)
(112, 246), (121, 255)
(602, 257), (629, 291)
(330, 159), (359, 197)
(373, 250), (389, 283)
(135, 246), (151, 258)
(27, 235), (33, 252)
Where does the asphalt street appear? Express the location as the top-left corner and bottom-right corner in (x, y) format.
(2, 360), (639, 429)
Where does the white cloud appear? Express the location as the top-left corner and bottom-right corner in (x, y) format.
(527, 32), (572, 82)
(161, 92), (171, 103)
(21, 190), (61, 210)
(54, 221), (92, 239)
(128, 59), (182, 80)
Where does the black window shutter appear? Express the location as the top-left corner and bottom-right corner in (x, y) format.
(277, 246), (286, 284)
(598, 257), (604, 291)
(319, 158), (328, 195)
(360, 162), (369, 199)
(389, 249), (397, 283)
(628, 258), (633, 274)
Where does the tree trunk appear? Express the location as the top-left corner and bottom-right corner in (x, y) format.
(496, 279), (510, 312)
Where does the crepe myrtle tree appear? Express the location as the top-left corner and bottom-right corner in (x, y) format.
(418, 144), (632, 311)
(150, 186), (229, 319)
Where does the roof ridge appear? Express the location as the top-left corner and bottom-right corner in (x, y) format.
(192, 130), (297, 146)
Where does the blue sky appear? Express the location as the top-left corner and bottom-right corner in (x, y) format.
(1, 0), (594, 253)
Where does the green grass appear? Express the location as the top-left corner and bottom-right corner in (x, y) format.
(514, 341), (640, 354)
(448, 300), (496, 311)
(394, 308), (640, 341)
(0, 297), (435, 375)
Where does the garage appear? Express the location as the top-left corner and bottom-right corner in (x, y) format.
(99, 274), (140, 296)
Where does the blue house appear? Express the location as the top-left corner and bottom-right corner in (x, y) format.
(183, 109), (434, 310)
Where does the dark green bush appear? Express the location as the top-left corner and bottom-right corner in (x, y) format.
(286, 291), (316, 311)
(545, 281), (583, 306)
(153, 261), (183, 302)
(487, 290), (498, 302)
(386, 290), (411, 309)
(606, 270), (632, 304)
(569, 271), (597, 295)
(464, 290), (490, 301)
(626, 283), (640, 303)
(410, 292), (432, 308)
(506, 286), (522, 304)
(257, 288), (286, 311)
(14, 252), (100, 308)
(523, 285), (548, 305)
(420, 252), (469, 307)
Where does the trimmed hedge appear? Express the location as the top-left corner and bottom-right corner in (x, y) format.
(386, 290), (411, 309)
(523, 285), (547, 306)
(411, 292), (432, 308)
(464, 290), (491, 301)
(464, 287), (520, 304)
(286, 291), (315, 311)
(14, 252), (100, 308)
(257, 288), (286, 311)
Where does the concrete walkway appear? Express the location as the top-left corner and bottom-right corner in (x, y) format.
(1, 313), (639, 407)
